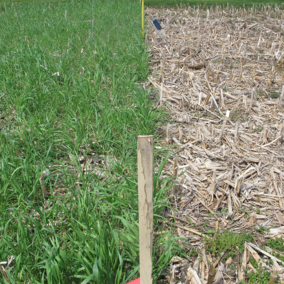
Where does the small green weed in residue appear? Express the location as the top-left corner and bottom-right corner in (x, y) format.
(265, 237), (284, 264)
(266, 237), (284, 252)
(246, 265), (270, 284)
(204, 230), (253, 260)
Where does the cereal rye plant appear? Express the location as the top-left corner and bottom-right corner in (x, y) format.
(0, 1), (181, 283)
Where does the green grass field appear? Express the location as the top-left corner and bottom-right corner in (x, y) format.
(0, 1), (182, 283)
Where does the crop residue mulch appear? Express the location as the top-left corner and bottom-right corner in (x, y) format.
(146, 4), (284, 283)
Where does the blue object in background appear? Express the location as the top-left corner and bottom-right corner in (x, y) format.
(153, 19), (162, 30)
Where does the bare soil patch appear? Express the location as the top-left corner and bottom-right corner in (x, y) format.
(146, 4), (284, 283)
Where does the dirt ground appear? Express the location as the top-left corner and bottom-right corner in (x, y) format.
(146, 4), (284, 283)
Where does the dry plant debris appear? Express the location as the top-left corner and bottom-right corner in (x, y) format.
(146, 4), (284, 283)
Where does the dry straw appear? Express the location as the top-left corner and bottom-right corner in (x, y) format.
(146, 3), (284, 283)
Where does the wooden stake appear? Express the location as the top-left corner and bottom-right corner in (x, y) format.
(138, 136), (153, 284)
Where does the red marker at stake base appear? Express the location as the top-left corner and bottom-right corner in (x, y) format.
(126, 278), (140, 284)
